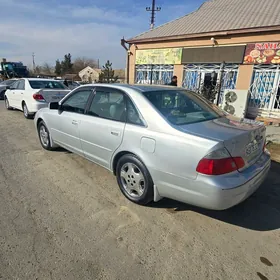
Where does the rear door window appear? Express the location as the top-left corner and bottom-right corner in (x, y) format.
(17, 80), (25, 90)
(142, 90), (224, 125)
(11, 81), (19, 90)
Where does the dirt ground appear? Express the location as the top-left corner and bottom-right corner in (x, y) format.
(0, 101), (279, 280)
(267, 142), (280, 162)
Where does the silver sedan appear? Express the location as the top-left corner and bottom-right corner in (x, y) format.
(34, 84), (271, 210)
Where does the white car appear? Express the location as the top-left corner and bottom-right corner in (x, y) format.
(4, 78), (71, 119)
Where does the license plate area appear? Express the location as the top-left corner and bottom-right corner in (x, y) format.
(51, 95), (62, 101)
(246, 141), (260, 156)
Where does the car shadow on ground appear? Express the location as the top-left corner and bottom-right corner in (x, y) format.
(54, 147), (72, 153)
(150, 160), (280, 232)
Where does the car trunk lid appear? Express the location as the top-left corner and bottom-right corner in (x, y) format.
(38, 89), (70, 103)
(177, 115), (266, 170)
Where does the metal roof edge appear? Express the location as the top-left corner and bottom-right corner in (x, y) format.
(127, 25), (280, 44)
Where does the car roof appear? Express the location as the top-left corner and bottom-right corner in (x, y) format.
(24, 78), (62, 82)
(78, 83), (183, 93)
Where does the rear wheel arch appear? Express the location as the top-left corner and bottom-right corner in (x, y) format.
(112, 151), (145, 175)
(115, 152), (154, 205)
(22, 101), (33, 119)
(37, 118), (44, 128)
(4, 95), (12, 110)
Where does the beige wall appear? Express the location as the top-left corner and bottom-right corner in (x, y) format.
(129, 44), (136, 84)
(129, 31), (280, 88)
(236, 65), (254, 90)
(173, 65), (184, 87)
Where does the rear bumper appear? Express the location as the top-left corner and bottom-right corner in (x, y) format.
(28, 101), (48, 113)
(154, 152), (271, 210)
(195, 152), (271, 210)
(208, 157), (270, 210)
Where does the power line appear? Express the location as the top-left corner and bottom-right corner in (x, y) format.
(146, 0), (161, 30)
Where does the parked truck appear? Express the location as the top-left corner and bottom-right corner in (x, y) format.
(0, 58), (29, 80)
(0, 58), (29, 99)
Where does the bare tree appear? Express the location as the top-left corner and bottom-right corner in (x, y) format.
(41, 63), (54, 75)
(73, 57), (99, 73)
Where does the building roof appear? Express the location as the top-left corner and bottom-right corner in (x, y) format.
(129, 0), (280, 42)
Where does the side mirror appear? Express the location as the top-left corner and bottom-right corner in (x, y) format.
(49, 102), (59, 110)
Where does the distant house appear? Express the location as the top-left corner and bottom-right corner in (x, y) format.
(79, 66), (101, 83)
(78, 66), (126, 83)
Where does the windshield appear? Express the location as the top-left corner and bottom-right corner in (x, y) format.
(142, 90), (225, 125)
(2, 80), (16, 86)
(2, 63), (14, 71)
(0, 79), (17, 86)
(29, 80), (67, 89)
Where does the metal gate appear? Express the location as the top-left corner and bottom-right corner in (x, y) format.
(135, 65), (174, 85)
(182, 64), (239, 104)
(247, 65), (280, 118)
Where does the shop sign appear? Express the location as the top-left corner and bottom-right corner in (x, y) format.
(135, 48), (182, 65)
(243, 42), (280, 64)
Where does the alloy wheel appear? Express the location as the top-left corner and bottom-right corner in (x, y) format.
(5, 98), (9, 109)
(23, 104), (28, 117)
(120, 162), (146, 198)
(39, 125), (49, 147)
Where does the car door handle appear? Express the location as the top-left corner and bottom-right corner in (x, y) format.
(72, 120), (78, 125)
(21, 92), (23, 94)
(111, 131), (119, 136)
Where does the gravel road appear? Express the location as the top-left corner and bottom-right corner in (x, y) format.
(0, 101), (279, 280)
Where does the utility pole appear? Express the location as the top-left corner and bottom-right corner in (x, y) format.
(146, 0), (161, 30)
(32, 52), (36, 73)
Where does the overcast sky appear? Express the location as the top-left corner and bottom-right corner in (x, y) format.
(0, 0), (205, 69)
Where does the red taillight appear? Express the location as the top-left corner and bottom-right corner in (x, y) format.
(196, 148), (245, 175)
(33, 93), (45, 101)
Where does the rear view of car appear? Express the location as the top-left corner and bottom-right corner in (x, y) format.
(27, 79), (71, 117)
(33, 84), (271, 210)
(141, 88), (271, 209)
(4, 78), (71, 119)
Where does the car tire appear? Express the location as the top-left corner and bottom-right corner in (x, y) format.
(37, 121), (55, 151)
(4, 97), (12, 110)
(116, 154), (154, 205)
(22, 102), (33, 119)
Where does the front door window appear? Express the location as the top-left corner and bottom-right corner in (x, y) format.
(87, 90), (126, 122)
(61, 89), (92, 114)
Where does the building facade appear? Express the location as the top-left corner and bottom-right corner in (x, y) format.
(125, 0), (280, 118)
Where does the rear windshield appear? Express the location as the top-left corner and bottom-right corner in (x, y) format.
(142, 90), (225, 125)
(29, 80), (67, 89)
